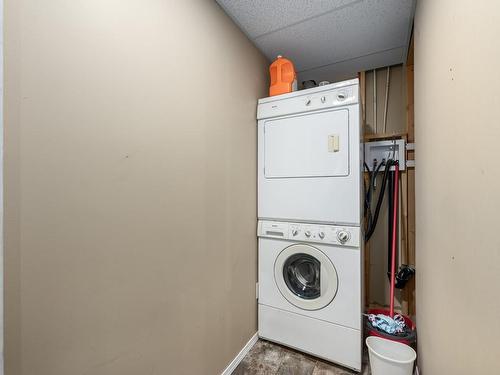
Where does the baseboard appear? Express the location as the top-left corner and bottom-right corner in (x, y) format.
(220, 332), (259, 375)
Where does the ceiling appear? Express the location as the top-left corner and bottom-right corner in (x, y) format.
(216, 0), (415, 82)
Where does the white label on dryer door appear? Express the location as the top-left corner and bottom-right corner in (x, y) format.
(264, 109), (349, 178)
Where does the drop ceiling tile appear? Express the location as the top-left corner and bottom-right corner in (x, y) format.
(217, 0), (415, 77)
(298, 48), (404, 83)
(254, 0), (413, 71)
(216, 0), (357, 38)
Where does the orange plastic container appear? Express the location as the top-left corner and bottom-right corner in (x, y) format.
(269, 55), (297, 96)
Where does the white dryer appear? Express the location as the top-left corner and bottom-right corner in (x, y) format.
(258, 220), (362, 371)
(257, 79), (362, 225)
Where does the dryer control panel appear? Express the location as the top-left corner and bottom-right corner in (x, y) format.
(257, 80), (359, 120)
(258, 220), (360, 248)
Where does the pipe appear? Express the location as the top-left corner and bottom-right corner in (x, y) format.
(383, 66), (390, 134)
(373, 69), (377, 133)
(389, 162), (399, 318)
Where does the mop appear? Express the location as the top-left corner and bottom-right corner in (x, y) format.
(366, 161), (416, 343)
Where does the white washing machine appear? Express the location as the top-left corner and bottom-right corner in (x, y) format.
(257, 79), (362, 225)
(258, 220), (362, 371)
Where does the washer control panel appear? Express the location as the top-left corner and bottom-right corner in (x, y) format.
(258, 220), (360, 247)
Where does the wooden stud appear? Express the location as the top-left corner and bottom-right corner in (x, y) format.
(364, 234), (371, 310)
(360, 71), (372, 310)
(406, 34), (414, 66)
(360, 71), (366, 131)
(400, 167), (409, 315)
(405, 37), (416, 316)
(406, 64), (415, 143)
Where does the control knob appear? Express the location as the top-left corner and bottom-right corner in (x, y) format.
(337, 230), (350, 244)
(318, 231), (325, 239)
(305, 230), (312, 238)
(291, 228), (299, 236)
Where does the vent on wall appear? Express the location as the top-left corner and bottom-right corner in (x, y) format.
(216, 0), (415, 82)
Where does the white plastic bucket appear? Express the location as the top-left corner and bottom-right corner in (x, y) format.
(366, 336), (416, 375)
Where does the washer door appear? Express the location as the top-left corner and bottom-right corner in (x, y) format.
(274, 244), (338, 311)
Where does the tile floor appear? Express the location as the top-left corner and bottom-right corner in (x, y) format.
(232, 339), (371, 375)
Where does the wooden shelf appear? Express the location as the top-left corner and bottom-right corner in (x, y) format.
(364, 132), (407, 142)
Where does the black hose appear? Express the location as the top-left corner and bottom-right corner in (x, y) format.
(363, 162), (372, 219)
(365, 159), (397, 241)
(364, 179), (373, 228)
(364, 159), (386, 230)
(369, 160), (386, 198)
(364, 162), (373, 228)
(364, 160), (386, 228)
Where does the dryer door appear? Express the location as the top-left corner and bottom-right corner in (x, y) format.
(264, 109), (349, 179)
(274, 244), (338, 311)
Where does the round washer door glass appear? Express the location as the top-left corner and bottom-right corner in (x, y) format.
(283, 253), (321, 299)
(275, 244), (338, 310)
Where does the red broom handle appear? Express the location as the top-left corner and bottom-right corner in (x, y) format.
(389, 162), (399, 317)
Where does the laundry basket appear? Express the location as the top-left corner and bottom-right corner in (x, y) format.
(366, 336), (416, 375)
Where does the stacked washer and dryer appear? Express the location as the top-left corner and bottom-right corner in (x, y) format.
(257, 79), (363, 371)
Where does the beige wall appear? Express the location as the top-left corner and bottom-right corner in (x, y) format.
(415, 0), (500, 373)
(4, 1), (267, 374)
